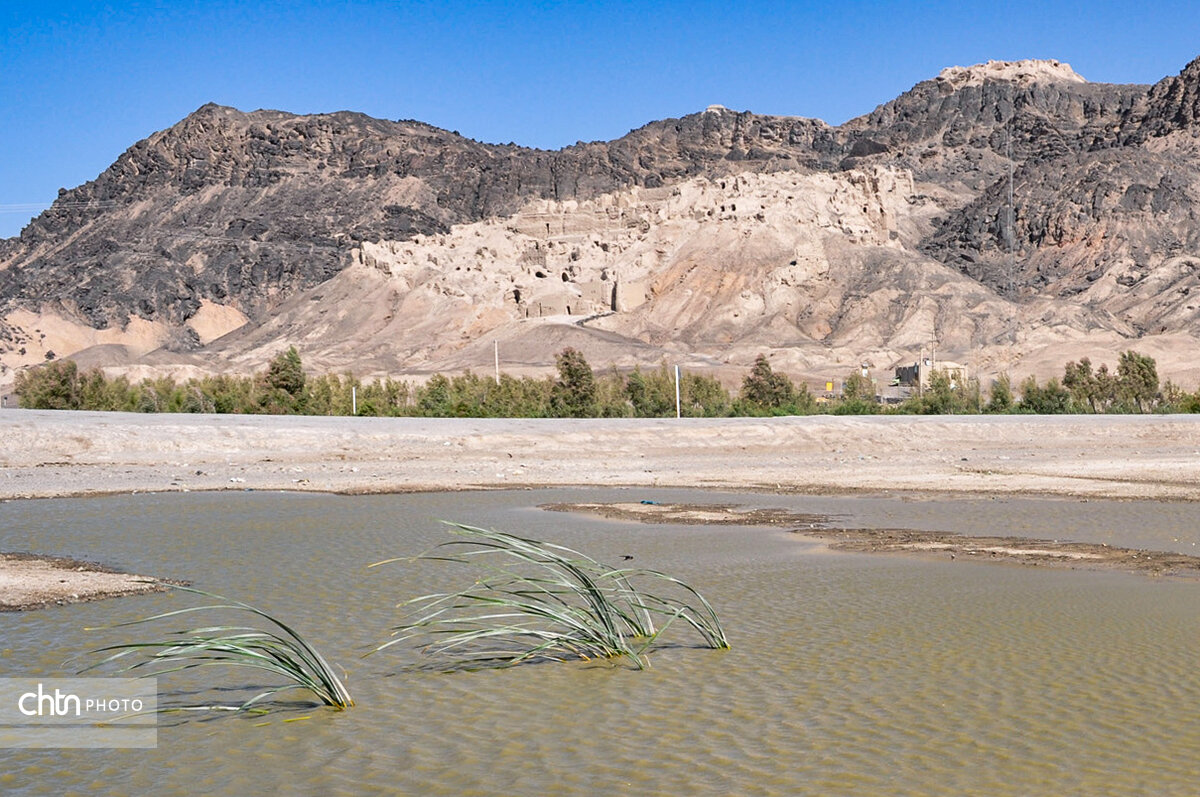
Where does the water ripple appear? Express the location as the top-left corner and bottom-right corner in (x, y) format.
(1, 489), (1199, 794)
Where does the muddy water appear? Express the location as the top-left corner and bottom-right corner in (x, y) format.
(1, 489), (1199, 795)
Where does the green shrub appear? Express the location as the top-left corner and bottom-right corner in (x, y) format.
(739, 354), (797, 413)
(14, 359), (81, 409)
(549, 348), (598, 417)
(985, 374), (1014, 413)
(1018, 376), (1071, 414)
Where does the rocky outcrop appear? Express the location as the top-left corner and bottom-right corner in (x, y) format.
(1121, 55), (1200, 142)
(924, 56), (1200, 326)
(193, 165), (1068, 381)
(924, 149), (1198, 286)
(840, 60), (1144, 193)
(0, 104), (841, 336)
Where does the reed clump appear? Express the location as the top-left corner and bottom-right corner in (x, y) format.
(374, 523), (729, 670)
(83, 584), (353, 711)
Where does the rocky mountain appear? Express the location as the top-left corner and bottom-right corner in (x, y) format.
(843, 60), (1144, 189)
(926, 58), (1200, 325)
(0, 104), (835, 337)
(2, 56), (1200, 389)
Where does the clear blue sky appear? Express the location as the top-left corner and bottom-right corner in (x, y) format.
(3, 0), (1199, 238)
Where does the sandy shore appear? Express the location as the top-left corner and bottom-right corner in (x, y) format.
(2, 410), (1200, 501)
(4, 410), (1200, 607)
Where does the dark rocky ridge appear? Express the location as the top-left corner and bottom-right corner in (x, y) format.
(925, 149), (1199, 292)
(1122, 55), (1200, 142)
(842, 67), (1145, 189)
(926, 58), (1200, 312)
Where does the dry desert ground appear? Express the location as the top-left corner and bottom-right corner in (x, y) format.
(1, 410), (1199, 501)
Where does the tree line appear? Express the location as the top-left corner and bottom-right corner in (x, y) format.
(12, 346), (1200, 416)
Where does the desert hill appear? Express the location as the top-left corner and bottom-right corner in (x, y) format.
(3, 56), (1200, 390)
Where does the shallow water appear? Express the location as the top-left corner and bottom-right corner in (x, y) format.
(1, 489), (1199, 795)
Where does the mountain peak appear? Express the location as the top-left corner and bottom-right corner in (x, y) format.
(1123, 53), (1200, 141)
(935, 59), (1086, 89)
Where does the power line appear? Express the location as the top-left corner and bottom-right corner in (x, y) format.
(0, 200), (132, 214)
(0, 203), (54, 214)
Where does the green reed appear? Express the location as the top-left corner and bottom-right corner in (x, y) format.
(83, 584), (352, 711)
(373, 523), (729, 670)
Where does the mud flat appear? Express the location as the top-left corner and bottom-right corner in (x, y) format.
(544, 501), (1200, 579)
(0, 553), (165, 611)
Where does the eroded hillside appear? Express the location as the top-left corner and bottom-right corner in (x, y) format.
(3, 56), (1199, 388)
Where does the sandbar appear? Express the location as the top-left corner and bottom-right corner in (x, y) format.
(543, 501), (1200, 579)
(0, 552), (165, 611)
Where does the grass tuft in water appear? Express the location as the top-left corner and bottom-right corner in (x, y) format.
(81, 584), (353, 711)
(372, 522), (729, 670)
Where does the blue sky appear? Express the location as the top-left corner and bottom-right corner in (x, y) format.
(2, 0), (1199, 238)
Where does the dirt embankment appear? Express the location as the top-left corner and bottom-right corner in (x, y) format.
(2, 411), (1200, 501)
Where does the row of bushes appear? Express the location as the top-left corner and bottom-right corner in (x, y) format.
(13, 346), (1200, 416)
(13, 348), (759, 417)
(914, 350), (1200, 415)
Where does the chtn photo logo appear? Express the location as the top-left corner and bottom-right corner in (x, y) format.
(0, 677), (157, 749)
(18, 682), (145, 717)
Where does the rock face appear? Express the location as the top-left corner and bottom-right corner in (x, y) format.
(209, 167), (999, 376)
(1122, 55), (1200, 142)
(3, 56), (1200, 386)
(925, 57), (1200, 332)
(840, 60), (1143, 189)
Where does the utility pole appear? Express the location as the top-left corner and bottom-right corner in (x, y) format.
(674, 365), (681, 419)
(1007, 115), (1015, 301)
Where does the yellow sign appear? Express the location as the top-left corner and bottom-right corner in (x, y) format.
(825, 381), (834, 392)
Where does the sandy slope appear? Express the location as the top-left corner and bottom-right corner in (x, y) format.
(2, 410), (1199, 501)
